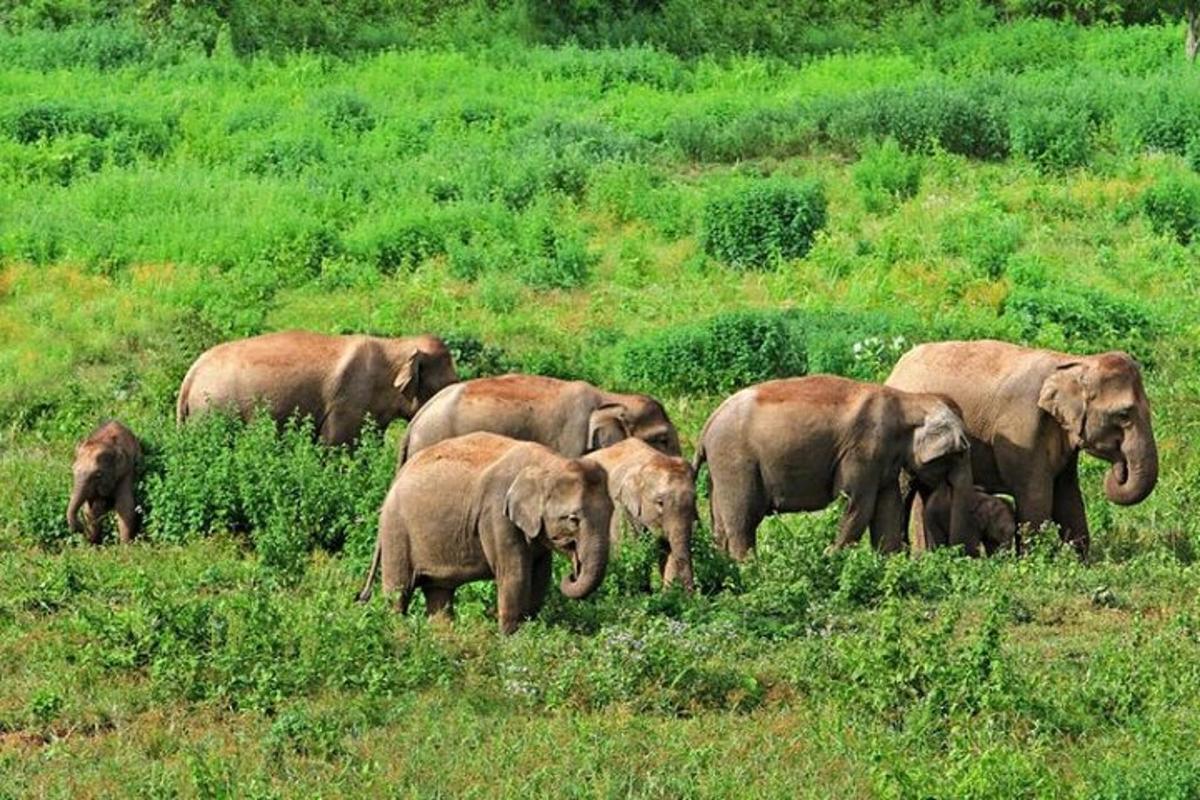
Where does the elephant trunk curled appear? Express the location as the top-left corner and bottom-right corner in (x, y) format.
(66, 484), (85, 533)
(1104, 424), (1158, 506)
(559, 526), (609, 599)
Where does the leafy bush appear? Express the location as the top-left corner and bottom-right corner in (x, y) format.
(1010, 105), (1092, 172)
(241, 134), (326, 177)
(142, 414), (394, 576)
(1142, 172), (1200, 245)
(515, 200), (596, 290)
(701, 177), (827, 269)
(941, 202), (1023, 279)
(853, 138), (922, 212)
(617, 310), (805, 395)
(1002, 284), (1155, 361)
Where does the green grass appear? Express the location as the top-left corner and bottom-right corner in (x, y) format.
(3, 8), (1200, 796)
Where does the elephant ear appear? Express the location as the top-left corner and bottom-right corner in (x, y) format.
(1038, 363), (1089, 449)
(615, 467), (647, 524)
(504, 465), (547, 544)
(393, 351), (421, 401)
(587, 404), (630, 452)
(913, 405), (969, 468)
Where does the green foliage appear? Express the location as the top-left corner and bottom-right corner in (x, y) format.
(941, 201), (1024, 279)
(1142, 172), (1200, 244)
(1010, 104), (1093, 172)
(1002, 284), (1155, 360)
(853, 138), (922, 212)
(701, 177), (827, 269)
(515, 199), (596, 290)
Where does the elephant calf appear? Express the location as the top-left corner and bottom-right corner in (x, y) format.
(359, 432), (613, 634)
(399, 374), (681, 465)
(67, 420), (142, 545)
(178, 330), (458, 446)
(911, 486), (1016, 556)
(583, 438), (697, 592)
(694, 376), (976, 560)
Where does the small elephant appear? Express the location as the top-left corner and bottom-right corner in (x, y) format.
(911, 486), (1016, 556)
(67, 420), (142, 545)
(177, 331), (458, 446)
(583, 438), (697, 592)
(888, 340), (1157, 556)
(694, 376), (976, 560)
(358, 432), (613, 634)
(399, 374), (681, 466)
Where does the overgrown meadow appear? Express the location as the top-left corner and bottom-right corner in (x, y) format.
(3, 3), (1200, 796)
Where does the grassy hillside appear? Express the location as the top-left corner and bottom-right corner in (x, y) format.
(3, 8), (1200, 797)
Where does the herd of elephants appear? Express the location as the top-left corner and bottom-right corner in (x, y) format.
(66, 330), (1158, 633)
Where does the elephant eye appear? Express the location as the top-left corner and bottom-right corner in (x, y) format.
(561, 512), (580, 526)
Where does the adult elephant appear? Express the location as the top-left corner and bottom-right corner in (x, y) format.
(357, 432), (613, 634)
(399, 374), (681, 465)
(177, 331), (458, 446)
(886, 340), (1158, 556)
(693, 375), (976, 560)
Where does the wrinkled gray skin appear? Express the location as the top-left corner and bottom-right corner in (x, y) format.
(67, 420), (142, 545)
(912, 486), (1016, 556)
(887, 340), (1158, 557)
(178, 331), (458, 446)
(583, 438), (697, 592)
(399, 374), (681, 466)
(358, 432), (613, 635)
(694, 376), (975, 560)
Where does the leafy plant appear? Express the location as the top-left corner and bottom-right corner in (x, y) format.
(701, 177), (827, 269)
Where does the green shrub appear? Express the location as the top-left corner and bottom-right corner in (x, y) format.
(15, 465), (74, 549)
(589, 161), (693, 239)
(853, 138), (922, 212)
(701, 177), (827, 269)
(241, 134), (326, 177)
(1142, 173), (1200, 245)
(1002, 284), (1155, 361)
(941, 203), (1023, 279)
(617, 310), (806, 395)
(515, 200), (595, 290)
(315, 91), (376, 135)
(1130, 82), (1200, 155)
(667, 106), (811, 163)
(1010, 105), (1092, 172)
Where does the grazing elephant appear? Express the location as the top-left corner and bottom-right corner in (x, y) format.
(583, 438), (697, 592)
(399, 374), (681, 465)
(887, 340), (1158, 556)
(67, 420), (142, 545)
(693, 376), (975, 560)
(177, 331), (458, 446)
(358, 432), (613, 634)
(911, 486), (1016, 556)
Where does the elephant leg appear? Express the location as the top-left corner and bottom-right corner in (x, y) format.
(422, 586), (456, 620)
(910, 491), (931, 553)
(1052, 464), (1090, 558)
(525, 553), (552, 619)
(831, 483), (878, 551)
(869, 481), (906, 554)
(379, 530), (413, 615)
(709, 466), (765, 561)
(114, 477), (138, 544)
(1010, 479), (1054, 554)
(496, 560), (532, 635)
(319, 406), (365, 447)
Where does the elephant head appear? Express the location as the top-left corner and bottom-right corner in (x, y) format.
(907, 402), (976, 556)
(615, 459), (697, 591)
(505, 460), (612, 599)
(389, 336), (459, 419)
(588, 395), (682, 456)
(66, 445), (118, 532)
(1038, 353), (1158, 506)
(971, 491), (1016, 555)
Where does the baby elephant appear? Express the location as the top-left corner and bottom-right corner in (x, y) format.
(912, 486), (1016, 556)
(583, 438), (697, 593)
(358, 432), (613, 634)
(67, 420), (142, 545)
(694, 376), (976, 560)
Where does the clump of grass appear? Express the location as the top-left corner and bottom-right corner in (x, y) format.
(700, 177), (827, 269)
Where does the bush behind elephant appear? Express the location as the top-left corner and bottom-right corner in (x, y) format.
(358, 432), (614, 634)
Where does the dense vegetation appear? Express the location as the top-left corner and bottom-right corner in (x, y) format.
(3, 2), (1200, 796)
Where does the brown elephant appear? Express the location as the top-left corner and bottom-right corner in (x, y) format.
(583, 438), (697, 592)
(357, 432), (613, 634)
(67, 420), (142, 545)
(886, 340), (1158, 556)
(911, 486), (1016, 556)
(693, 375), (976, 560)
(177, 330), (458, 446)
(398, 374), (681, 465)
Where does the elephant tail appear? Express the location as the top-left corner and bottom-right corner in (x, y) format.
(176, 362), (198, 425)
(691, 439), (707, 475)
(356, 537), (382, 603)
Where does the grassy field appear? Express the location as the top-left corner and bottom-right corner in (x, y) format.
(4, 3), (1200, 796)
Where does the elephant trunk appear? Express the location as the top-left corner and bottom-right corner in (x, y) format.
(945, 457), (979, 557)
(661, 514), (695, 592)
(66, 485), (85, 533)
(559, 527), (610, 600)
(1104, 425), (1158, 506)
